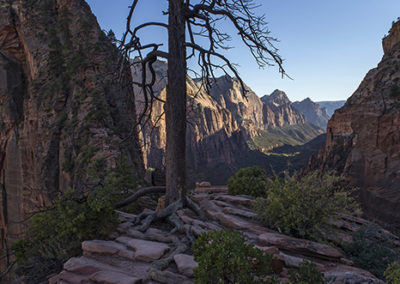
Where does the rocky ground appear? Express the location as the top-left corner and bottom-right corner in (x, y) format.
(50, 185), (398, 284)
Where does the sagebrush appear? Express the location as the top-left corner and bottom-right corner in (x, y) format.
(385, 262), (400, 284)
(227, 166), (268, 197)
(254, 172), (360, 239)
(192, 229), (278, 283)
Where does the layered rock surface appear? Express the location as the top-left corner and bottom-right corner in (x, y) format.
(53, 186), (393, 284)
(312, 21), (400, 228)
(0, 0), (143, 273)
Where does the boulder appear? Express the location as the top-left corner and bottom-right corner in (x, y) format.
(173, 254), (198, 277)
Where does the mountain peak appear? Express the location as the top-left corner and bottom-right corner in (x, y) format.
(383, 20), (400, 54)
(262, 89), (291, 106)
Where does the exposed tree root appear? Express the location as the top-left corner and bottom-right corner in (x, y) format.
(117, 190), (210, 283)
(114, 186), (166, 209)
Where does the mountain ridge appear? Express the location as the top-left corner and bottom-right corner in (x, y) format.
(132, 62), (323, 184)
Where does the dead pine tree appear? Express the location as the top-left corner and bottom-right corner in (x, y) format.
(116, 0), (287, 271)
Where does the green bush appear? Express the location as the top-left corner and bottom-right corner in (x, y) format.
(344, 225), (397, 279)
(288, 261), (325, 284)
(227, 166), (268, 197)
(253, 172), (360, 239)
(192, 229), (277, 284)
(385, 262), (400, 284)
(11, 156), (138, 283)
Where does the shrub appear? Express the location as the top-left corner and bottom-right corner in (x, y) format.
(11, 156), (138, 283)
(385, 262), (400, 284)
(288, 261), (325, 284)
(253, 172), (360, 239)
(192, 229), (277, 284)
(227, 166), (268, 197)
(344, 225), (397, 279)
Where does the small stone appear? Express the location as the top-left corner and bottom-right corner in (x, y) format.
(199, 181), (211, 187)
(156, 195), (166, 211)
(173, 254), (198, 277)
(255, 246), (280, 255)
(279, 253), (304, 268)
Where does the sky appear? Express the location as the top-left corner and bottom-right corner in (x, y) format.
(86, 0), (400, 102)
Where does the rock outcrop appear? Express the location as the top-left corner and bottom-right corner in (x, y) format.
(313, 20), (400, 229)
(293, 97), (330, 128)
(260, 89), (305, 127)
(132, 62), (321, 184)
(53, 186), (394, 283)
(0, 0), (143, 274)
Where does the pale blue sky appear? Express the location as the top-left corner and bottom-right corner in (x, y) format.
(86, 0), (400, 102)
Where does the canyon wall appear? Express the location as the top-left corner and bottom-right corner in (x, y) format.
(314, 21), (400, 228)
(0, 0), (143, 272)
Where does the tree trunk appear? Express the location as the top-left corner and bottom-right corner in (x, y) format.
(165, 0), (187, 205)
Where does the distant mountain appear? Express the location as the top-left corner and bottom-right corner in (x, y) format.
(316, 100), (346, 116)
(260, 89), (306, 126)
(293, 98), (330, 129)
(132, 65), (323, 184)
(261, 89), (292, 106)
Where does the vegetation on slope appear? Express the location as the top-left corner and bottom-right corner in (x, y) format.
(11, 157), (139, 283)
(250, 122), (323, 151)
(253, 171), (360, 239)
(344, 224), (398, 279)
(227, 166), (268, 197)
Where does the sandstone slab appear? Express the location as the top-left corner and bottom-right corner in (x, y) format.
(214, 195), (254, 207)
(82, 240), (135, 260)
(324, 264), (385, 284)
(63, 256), (127, 275)
(258, 232), (343, 261)
(116, 236), (170, 262)
(89, 271), (142, 284)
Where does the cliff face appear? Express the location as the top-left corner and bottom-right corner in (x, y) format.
(293, 98), (330, 128)
(0, 0), (143, 271)
(316, 21), (400, 228)
(132, 62), (317, 184)
(260, 89), (306, 127)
